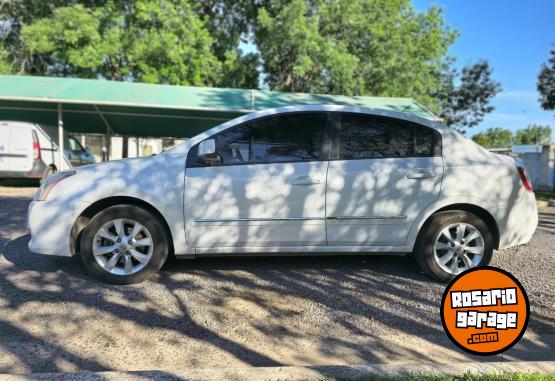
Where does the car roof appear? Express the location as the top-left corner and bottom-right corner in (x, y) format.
(241, 104), (444, 127)
(166, 105), (450, 155)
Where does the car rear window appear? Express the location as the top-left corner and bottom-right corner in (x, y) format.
(338, 113), (441, 159)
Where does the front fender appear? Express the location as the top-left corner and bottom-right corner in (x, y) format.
(49, 154), (189, 255)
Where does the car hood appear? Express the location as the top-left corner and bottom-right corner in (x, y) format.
(49, 153), (186, 204)
(74, 155), (154, 173)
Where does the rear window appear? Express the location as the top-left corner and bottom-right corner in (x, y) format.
(338, 113), (441, 159)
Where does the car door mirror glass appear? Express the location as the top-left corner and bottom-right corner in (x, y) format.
(198, 139), (216, 156)
(197, 139), (221, 165)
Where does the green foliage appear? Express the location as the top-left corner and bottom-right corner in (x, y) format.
(0, 46), (11, 74)
(438, 60), (502, 132)
(535, 191), (555, 202)
(472, 127), (513, 148)
(220, 51), (260, 89)
(21, 5), (105, 75)
(472, 124), (552, 148)
(0, 0), (97, 75)
(254, 0), (457, 111)
(1, 0), (257, 87)
(193, 1), (257, 59)
(365, 372), (555, 381)
(514, 124), (552, 145)
(252, 0), (500, 130)
(121, 1), (221, 86)
(18, 1), (225, 85)
(537, 48), (555, 110)
(256, 0), (358, 94)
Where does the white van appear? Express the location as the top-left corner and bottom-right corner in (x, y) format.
(0, 121), (95, 180)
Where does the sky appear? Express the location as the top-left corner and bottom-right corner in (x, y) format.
(413, 0), (554, 138)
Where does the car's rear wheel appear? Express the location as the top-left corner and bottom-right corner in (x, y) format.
(414, 211), (493, 282)
(80, 205), (169, 284)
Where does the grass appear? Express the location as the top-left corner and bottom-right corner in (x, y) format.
(364, 373), (555, 381)
(313, 373), (555, 381)
(535, 191), (555, 202)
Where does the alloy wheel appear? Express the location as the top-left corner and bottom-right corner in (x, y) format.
(92, 218), (154, 276)
(433, 222), (484, 275)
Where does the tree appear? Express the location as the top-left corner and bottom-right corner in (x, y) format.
(0, 0), (89, 75)
(537, 48), (554, 110)
(186, 0), (261, 88)
(254, 0), (457, 108)
(437, 60), (502, 132)
(0, 0), (259, 87)
(513, 124), (552, 145)
(19, 2), (224, 85)
(472, 127), (513, 148)
(253, 1), (502, 131)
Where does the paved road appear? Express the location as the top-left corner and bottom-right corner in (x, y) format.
(0, 184), (553, 374)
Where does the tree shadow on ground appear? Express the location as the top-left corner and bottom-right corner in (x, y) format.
(1, 232), (553, 373)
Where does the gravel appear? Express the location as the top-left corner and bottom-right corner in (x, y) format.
(0, 184), (553, 374)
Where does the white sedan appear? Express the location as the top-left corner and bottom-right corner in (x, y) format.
(27, 105), (538, 284)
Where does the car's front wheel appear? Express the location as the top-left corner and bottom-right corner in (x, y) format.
(414, 210), (493, 282)
(80, 205), (169, 284)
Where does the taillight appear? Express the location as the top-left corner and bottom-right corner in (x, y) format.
(32, 131), (41, 160)
(517, 166), (532, 192)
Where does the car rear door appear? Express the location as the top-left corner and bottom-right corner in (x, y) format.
(184, 112), (331, 251)
(325, 113), (444, 247)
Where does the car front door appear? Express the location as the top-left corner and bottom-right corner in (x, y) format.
(325, 113), (444, 247)
(184, 112), (330, 251)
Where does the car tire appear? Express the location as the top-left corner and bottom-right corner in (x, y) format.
(414, 210), (493, 282)
(79, 205), (169, 284)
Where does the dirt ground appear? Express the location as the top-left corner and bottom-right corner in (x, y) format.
(0, 184), (553, 374)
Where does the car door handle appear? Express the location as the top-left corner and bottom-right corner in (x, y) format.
(291, 175), (322, 185)
(407, 170), (436, 180)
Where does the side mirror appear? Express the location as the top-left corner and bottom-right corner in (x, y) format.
(198, 139), (216, 156)
(197, 139), (221, 165)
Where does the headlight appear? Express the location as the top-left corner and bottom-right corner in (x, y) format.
(34, 170), (76, 201)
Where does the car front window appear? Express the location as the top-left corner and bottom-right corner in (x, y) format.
(214, 112), (327, 166)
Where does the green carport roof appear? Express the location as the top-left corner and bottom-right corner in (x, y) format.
(0, 75), (438, 138)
